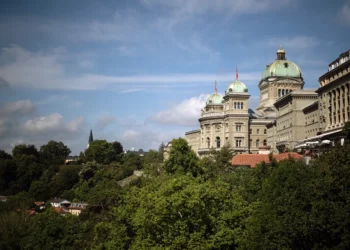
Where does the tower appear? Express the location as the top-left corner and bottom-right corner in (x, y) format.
(223, 68), (250, 153)
(89, 129), (93, 143)
(257, 46), (304, 115)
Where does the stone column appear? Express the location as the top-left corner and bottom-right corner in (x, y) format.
(340, 87), (344, 124)
(346, 84), (349, 122)
(334, 90), (338, 126)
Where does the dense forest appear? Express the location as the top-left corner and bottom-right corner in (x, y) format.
(1, 138), (350, 249)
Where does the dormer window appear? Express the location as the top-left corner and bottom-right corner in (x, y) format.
(229, 88), (232, 92)
(284, 62), (289, 68)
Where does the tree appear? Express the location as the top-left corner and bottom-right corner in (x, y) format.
(111, 141), (123, 156)
(164, 138), (201, 176)
(343, 121), (350, 141)
(0, 155), (17, 194)
(84, 140), (124, 165)
(213, 142), (235, 172)
(0, 149), (12, 160)
(12, 144), (39, 160)
(158, 142), (165, 162)
(143, 149), (162, 176)
(116, 175), (249, 249)
(39, 140), (71, 165)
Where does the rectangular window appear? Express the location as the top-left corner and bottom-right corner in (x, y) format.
(256, 139), (260, 147)
(264, 129), (267, 134)
(257, 129), (260, 134)
(236, 125), (242, 132)
(236, 139), (242, 147)
(249, 129), (252, 134)
(234, 102), (237, 109)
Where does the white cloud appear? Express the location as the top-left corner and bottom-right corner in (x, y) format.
(119, 88), (145, 93)
(152, 94), (208, 126)
(120, 128), (179, 151)
(0, 99), (86, 155)
(95, 113), (116, 130)
(339, 2), (350, 25)
(0, 45), (260, 90)
(0, 99), (35, 116)
(23, 113), (83, 134)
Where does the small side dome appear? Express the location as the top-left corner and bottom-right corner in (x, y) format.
(206, 93), (224, 105)
(226, 79), (248, 93)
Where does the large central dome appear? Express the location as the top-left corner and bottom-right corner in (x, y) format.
(261, 47), (302, 80)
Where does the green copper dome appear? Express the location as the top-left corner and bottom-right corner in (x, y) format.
(226, 79), (248, 93)
(206, 93), (224, 105)
(261, 47), (302, 80)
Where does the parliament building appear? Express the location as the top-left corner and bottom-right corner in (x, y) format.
(184, 47), (350, 157)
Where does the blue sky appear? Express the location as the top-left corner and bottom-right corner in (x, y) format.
(0, 0), (349, 155)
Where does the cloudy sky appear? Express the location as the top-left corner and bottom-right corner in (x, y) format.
(0, 0), (349, 155)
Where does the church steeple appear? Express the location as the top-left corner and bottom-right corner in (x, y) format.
(89, 129), (93, 143)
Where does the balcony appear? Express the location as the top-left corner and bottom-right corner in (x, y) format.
(200, 112), (224, 118)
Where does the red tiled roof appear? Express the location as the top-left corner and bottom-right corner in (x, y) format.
(231, 152), (304, 168)
(35, 201), (45, 206)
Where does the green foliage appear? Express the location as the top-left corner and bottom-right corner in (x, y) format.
(143, 149), (163, 176)
(4, 140), (350, 249)
(0, 212), (33, 250)
(12, 144), (39, 160)
(0, 157), (17, 194)
(0, 149), (12, 160)
(84, 140), (124, 165)
(164, 138), (201, 176)
(22, 211), (83, 250)
(39, 140), (71, 165)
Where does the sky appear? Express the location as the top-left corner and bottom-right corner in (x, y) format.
(0, 0), (349, 155)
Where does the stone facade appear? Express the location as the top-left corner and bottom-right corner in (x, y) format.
(272, 90), (318, 151)
(182, 48), (350, 157)
(303, 101), (320, 139)
(318, 50), (350, 133)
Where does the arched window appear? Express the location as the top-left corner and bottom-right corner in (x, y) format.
(256, 139), (260, 147)
(286, 89), (289, 95)
(278, 89), (281, 97)
(282, 89), (285, 96)
(216, 137), (221, 148)
(234, 102), (237, 109)
(207, 137), (210, 148)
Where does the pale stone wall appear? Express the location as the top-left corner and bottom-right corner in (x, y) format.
(185, 130), (200, 155)
(303, 102), (320, 139)
(318, 62), (350, 132)
(274, 91), (318, 151)
(249, 122), (269, 154)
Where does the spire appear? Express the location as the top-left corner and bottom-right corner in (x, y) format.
(236, 66), (239, 80)
(89, 129), (93, 143)
(214, 80), (217, 94)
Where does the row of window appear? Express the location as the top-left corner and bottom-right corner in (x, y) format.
(249, 128), (267, 134)
(278, 89), (292, 97)
(233, 102), (244, 110)
(204, 137), (267, 148)
(328, 85), (350, 125)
